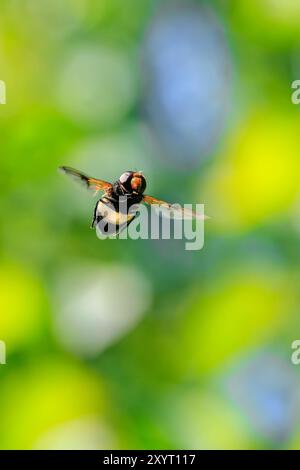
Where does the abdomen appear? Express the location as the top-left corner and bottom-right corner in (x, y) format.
(93, 197), (137, 236)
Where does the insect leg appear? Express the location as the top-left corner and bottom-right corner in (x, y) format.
(91, 201), (99, 229)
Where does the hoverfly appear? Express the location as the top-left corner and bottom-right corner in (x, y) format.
(59, 166), (206, 236)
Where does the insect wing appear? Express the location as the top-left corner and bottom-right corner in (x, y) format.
(59, 166), (112, 192)
(143, 195), (207, 220)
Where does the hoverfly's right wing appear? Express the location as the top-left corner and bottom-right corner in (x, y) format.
(59, 166), (113, 193)
(143, 195), (208, 220)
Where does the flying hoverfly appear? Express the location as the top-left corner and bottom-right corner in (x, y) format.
(59, 166), (206, 236)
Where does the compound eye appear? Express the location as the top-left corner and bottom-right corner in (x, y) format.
(131, 175), (146, 193)
(119, 172), (132, 184)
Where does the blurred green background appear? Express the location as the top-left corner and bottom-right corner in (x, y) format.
(1, 0), (300, 450)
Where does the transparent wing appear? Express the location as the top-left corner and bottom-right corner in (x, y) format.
(143, 194), (208, 220)
(59, 166), (112, 192)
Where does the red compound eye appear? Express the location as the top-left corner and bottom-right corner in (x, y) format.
(131, 176), (141, 190)
(131, 173), (146, 193)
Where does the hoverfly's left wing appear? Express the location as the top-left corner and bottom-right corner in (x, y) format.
(143, 195), (208, 220)
(59, 166), (113, 193)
